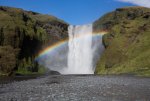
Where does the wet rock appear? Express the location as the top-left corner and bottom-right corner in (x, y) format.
(46, 70), (61, 75)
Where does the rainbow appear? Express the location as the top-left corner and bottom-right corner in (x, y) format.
(35, 39), (68, 61)
(35, 32), (107, 61)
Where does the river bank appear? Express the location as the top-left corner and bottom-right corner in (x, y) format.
(0, 75), (150, 101)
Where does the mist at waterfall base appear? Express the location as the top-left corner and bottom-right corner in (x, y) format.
(36, 24), (104, 74)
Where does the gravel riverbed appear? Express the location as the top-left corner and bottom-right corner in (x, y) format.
(0, 75), (150, 101)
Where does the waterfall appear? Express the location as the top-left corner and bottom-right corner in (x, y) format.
(37, 24), (104, 74)
(61, 24), (93, 74)
(68, 24), (93, 74)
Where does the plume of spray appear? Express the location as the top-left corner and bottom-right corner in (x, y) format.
(62, 24), (105, 74)
(36, 24), (105, 74)
(36, 41), (68, 73)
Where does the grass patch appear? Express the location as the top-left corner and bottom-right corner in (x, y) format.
(95, 7), (150, 77)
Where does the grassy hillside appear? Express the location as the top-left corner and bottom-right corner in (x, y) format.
(94, 7), (150, 76)
(0, 6), (68, 76)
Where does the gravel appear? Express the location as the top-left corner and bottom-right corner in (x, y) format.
(0, 75), (150, 101)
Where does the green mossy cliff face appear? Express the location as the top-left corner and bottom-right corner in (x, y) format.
(94, 7), (150, 76)
(0, 6), (68, 76)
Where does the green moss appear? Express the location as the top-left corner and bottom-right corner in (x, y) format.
(0, 6), (68, 76)
(16, 62), (47, 75)
(94, 6), (150, 77)
(38, 66), (47, 74)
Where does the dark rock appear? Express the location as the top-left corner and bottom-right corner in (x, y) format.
(46, 70), (61, 75)
(15, 73), (24, 76)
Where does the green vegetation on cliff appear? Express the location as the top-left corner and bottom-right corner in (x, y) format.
(0, 6), (68, 76)
(94, 7), (150, 76)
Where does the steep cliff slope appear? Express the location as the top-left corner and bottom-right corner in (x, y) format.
(0, 6), (68, 75)
(93, 7), (150, 76)
(94, 7), (150, 76)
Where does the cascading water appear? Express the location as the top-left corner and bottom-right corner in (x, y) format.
(65, 24), (93, 74)
(37, 24), (105, 74)
(61, 24), (104, 74)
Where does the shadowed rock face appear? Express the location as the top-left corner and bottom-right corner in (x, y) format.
(0, 6), (68, 75)
(94, 7), (150, 76)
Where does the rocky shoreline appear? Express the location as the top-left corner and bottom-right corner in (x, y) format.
(0, 75), (150, 101)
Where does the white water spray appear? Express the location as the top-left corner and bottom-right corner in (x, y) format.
(63, 24), (94, 74)
(37, 24), (104, 74)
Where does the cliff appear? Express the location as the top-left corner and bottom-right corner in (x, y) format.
(94, 7), (150, 76)
(0, 6), (68, 76)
